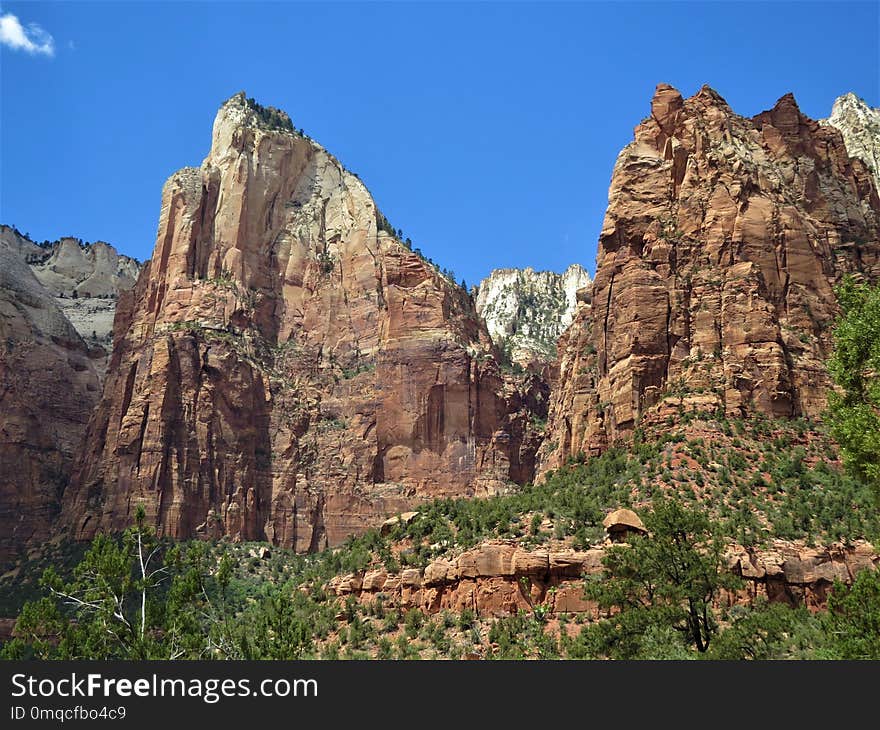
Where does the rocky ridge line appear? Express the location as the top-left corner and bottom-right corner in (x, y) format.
(0, 225), (141, 366)
(329, 538), (878, 617)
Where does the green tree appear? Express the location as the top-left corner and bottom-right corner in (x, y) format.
(1, 508), (237, 659)
(827, 277), (880, 500)
(708, 602), (816, 660)
(235, 593), (316, 659)
(581, 499), (740, 657)
(823, 568), (880, 659)
(3, 507), (165, 658)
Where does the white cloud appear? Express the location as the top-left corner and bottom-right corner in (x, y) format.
(0, 12), (55, 57)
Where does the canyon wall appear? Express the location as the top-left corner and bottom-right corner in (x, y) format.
(4, 84), (878, 561)
(1, 225), (141, 368)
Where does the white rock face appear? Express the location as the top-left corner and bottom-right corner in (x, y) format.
(0, 226), (43, 260)
(475, 264), (591, 363)
(822, 92), (880, 192)
(0, 225), (143, 367)
(0, 237), (85, 345)
(29, 237), (141, 298)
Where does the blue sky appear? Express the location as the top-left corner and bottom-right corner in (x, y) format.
(1, 2), (878, 283)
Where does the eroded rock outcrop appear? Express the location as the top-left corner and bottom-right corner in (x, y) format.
(475, 265), (592, 365)
(0, 239), (102, 563)
(60, 94), (542, 550)
(329, 539), (878, 617)
(541, 84), (880, 467)
(0, 226), (43, 261)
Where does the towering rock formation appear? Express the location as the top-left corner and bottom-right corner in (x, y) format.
(0, 238), (102, 563)
(541, 84), (880, 468)
(475, 264), (592, 365)
(61, 93), (541, 550)
(823, 92), (880, 193)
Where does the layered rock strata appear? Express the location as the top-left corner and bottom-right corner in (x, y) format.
(329, 539), (878, 617)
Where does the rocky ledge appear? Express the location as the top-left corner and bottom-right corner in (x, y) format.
(328, 539), (877, 617)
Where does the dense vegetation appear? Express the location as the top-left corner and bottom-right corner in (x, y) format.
(827, 277), (880, 503)
(3, 409), (879, 661)
(2, 496), (877, 660)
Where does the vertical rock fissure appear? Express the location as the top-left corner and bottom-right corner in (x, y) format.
(601, 270), (615, 375)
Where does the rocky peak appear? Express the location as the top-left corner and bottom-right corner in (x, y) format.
(759, 92), (806, 137)
(540, 83), (880, 470)
(822, 92), (880, 192)
(61, 94), (543, 550)
(218, 92), (296, 132)
(208, 93), (299, 168)
(0, 225), (43, 260)
(29, 238), (140, 299)
(475, 264), (592, 365)
(651, 83), (684, 133)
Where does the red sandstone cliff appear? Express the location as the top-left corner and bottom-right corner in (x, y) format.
(541, 84), (880, 469)
(60, 94), (542, 550)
